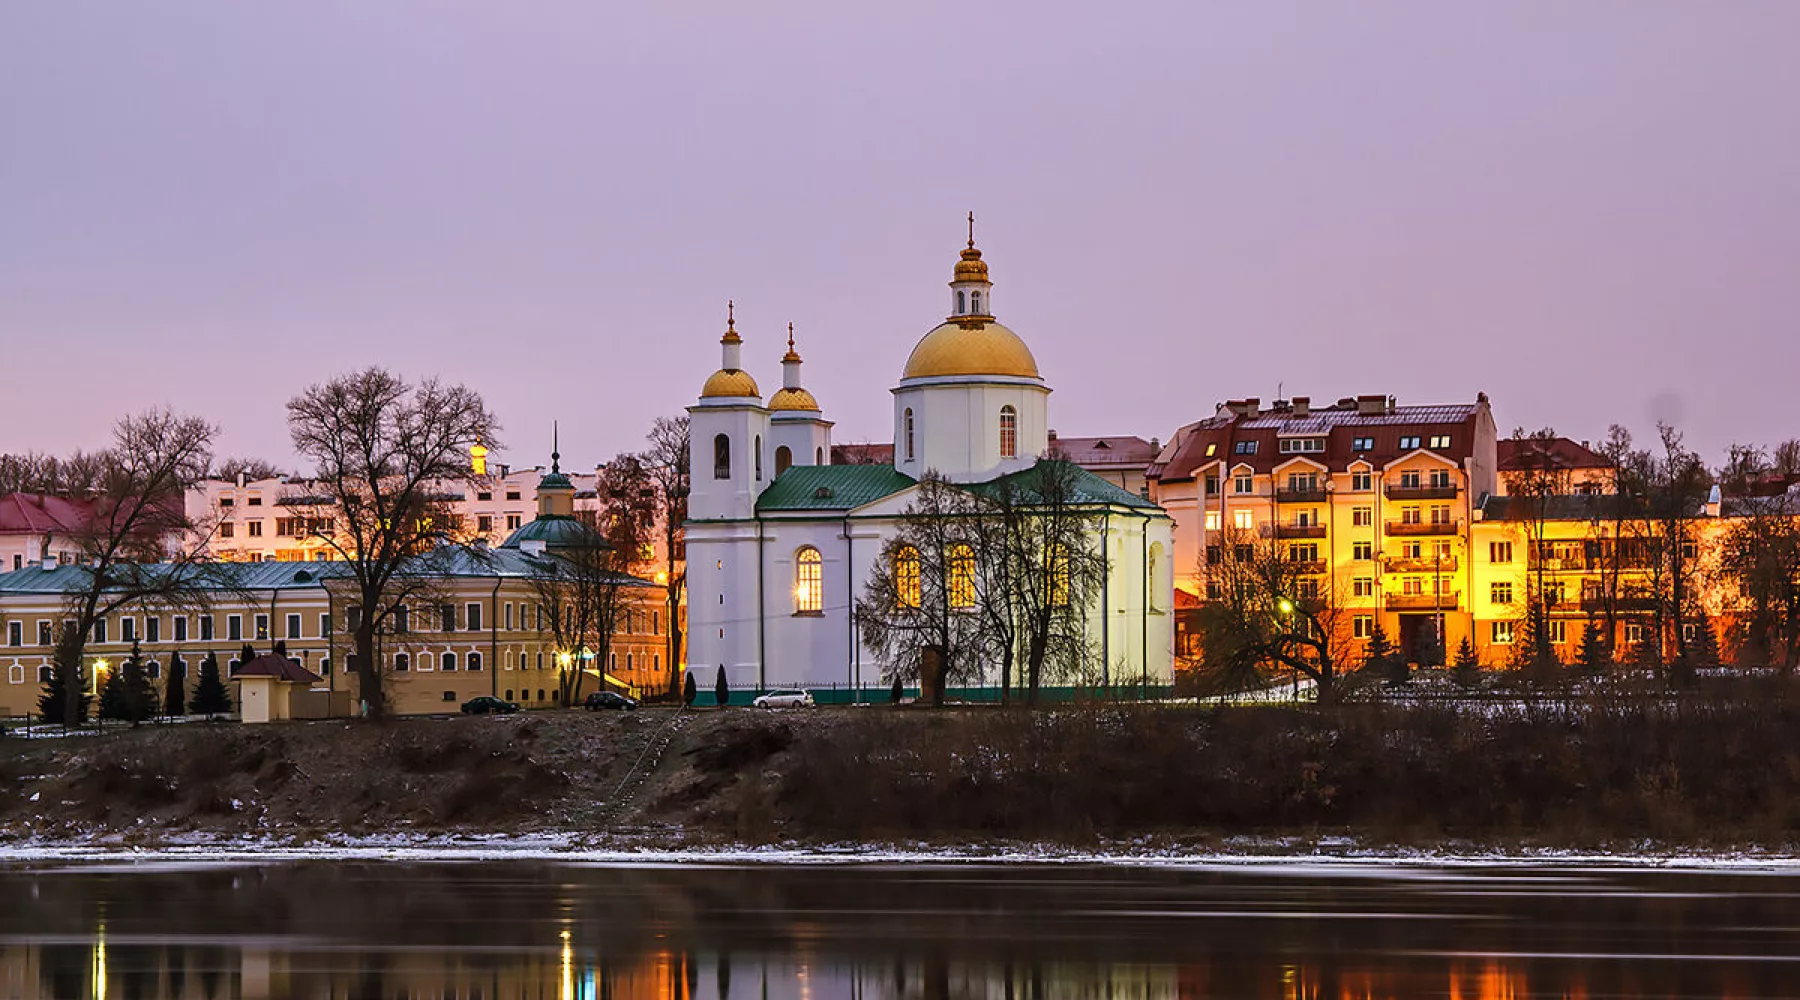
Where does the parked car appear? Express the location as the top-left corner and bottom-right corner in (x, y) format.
(752, 689), (815, 709)
(461, 695), (520, 715)
(583, 691), (639, 712)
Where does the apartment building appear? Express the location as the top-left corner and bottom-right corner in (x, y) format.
(1149, 392), (1499, 661)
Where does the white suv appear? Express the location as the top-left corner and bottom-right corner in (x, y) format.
(753, 689), (815, 709)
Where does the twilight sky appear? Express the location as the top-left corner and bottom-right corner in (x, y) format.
(3, 2), (1797, 473)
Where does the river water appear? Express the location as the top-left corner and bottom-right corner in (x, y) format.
(1, 857), (1797, 998)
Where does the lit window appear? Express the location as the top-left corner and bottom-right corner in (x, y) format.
(1047, 544), (1070, 607)
(1204, 511), (1220, 531)
(1492, 621), (1515, 645)
(1547, 620), (1566, 645)
(1429, 435), (1451, 450)
(894, 546), (921, 608)
(794, 547), (823, 613)
(999, 405), (1017, 459)
(948, 544), (976, 609)
(1233, 509), (1253, 530)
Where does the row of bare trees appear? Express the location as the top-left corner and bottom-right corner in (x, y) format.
(853, 460), (1108, 705)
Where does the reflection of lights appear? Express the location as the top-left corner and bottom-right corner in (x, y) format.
(560, 928), (573, 1000)
(92, 920), (106, 1000)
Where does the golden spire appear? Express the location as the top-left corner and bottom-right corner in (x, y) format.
(783, 322), (801, 362)
(967, 210), (975, 249)
(721, 299), (741, 345)
(954, 212), (989, 283)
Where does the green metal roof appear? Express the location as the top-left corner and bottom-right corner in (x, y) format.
(756, 464), (917, 512)
(498, 513), (608, 550)
(973, 461), (1164, 512)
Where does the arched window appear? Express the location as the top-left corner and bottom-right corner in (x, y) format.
(754, 435), (763, 480)
(1047, 543), (1070, 607)
(956, 290), (966, 314)
(442, 652), (457, 672)
(468, 652), (482, 672)
(894, 545), (922, 608)
(626, 653), (633, 671)
(904, 408), (916, 461)
(795, 547), (823, 613)
(714, 434), (732, 480)
(815, 446), (823, 465)
(948, 544), (976, 609)
(971, 291), (982, 314)
(776, 445), (792, 476)
(999, 405), (1017, 458)
(394, 652), (410, 672)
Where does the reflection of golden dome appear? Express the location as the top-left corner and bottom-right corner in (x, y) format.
(769, 387), (820, 411)
(952, 246), (989, 283)
(901, 320), (1039, 380)
(701, 369), (761, 398)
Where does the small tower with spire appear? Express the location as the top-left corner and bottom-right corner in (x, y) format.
(536, 421), (575, 519)
(948, 211), (994, 322)
(689, 301), (772, 521)
(767, 322), (833, 476)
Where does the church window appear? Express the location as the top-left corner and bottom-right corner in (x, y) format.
(948, 544), (976, 610)
(970, 291), (982, 314)
(713, 434), (731, 480)
(816, 446), (823, 465)
(999, 405), (1017, 459)
(894, 545), (921, 608)
(775, 445), (792, 477)
(904, 408), (916, 461)
(956, 290), (966, 314)
(794, 547), (823, 613)
(1047, 544), (1070, 607)
(754, 435), (763, 480)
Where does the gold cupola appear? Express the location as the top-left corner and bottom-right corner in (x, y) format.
(699, 301), (763, 400)
(769, 322), (821, 412)
(899, 215), (1040, 381)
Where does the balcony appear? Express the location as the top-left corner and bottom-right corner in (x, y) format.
(1580, 595), (1658, 613)
(1276, 487), (1329, 504)
(1269, 523), (1327, 539)
(1383, 555), (1459, 573)
(1387, 590), (1460, 611)
(1290, 559), (1328, 575)
(1385, 483), (1460, 500)
(1529, 554), (1594, 572)
(1386, 518), (1461, 536)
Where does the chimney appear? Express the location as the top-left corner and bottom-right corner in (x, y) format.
(1292, 396), (1310, 416)
(236, 472), (247, 488)
(1356, 394), (1386, 415)
(1047, 429), (1058, 442)
(41, 555), (56, 572)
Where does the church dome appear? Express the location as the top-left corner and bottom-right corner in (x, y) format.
(500, 514), (610, 551)
(952, 245), (989, 282)
(900, 319), (1039, 381)
(701, 368), (761, 399)
(768, 386), (820, 411)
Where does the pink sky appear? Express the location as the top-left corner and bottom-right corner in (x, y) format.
(3, 2), (1796, 472)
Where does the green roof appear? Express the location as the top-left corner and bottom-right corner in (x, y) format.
(756, 464), (917, 512)
(499, 513), (608, 550)
(973, 461), (1163, 511)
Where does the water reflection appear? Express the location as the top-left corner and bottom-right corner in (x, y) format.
(1, 860), (1798, 998)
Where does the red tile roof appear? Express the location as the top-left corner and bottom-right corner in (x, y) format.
(1047, 434), (1159, 469)
(1149, 396), (1487, 482)
(0, 493), (93, 535)
(1496, 436), (1613, 472)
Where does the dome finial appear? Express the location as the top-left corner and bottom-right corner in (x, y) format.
(788, 322), (795, 351)
(551, 420), (561, 474)
(782, 322), (802, 363)
(722, 300), (741, 345)
(967, 210), (976, 249)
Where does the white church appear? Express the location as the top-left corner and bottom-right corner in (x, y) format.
(685, 228), (1175, 700)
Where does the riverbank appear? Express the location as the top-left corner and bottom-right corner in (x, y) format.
(6, 692), (1800, 851)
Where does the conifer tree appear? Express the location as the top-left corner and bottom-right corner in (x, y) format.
(97, 663), (128, 722)
(115, 642), (156, 724)
(38, 625), (92, 726)
(164, 653), (187, 717)
(1451, 637), (1482, 689)
(1685, 616), (1723, 672)
(1576, 619), (1611, 675)
(1364, 621), (1403, 683)
(191, 651), (232, 717)
(891, 674), (904, 704)
(714, 666), (731, 708)
(682, 670), (697, 707)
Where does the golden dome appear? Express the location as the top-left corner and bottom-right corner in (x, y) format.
(768, 387), (821, 411)
(701, 369), (761, 399)
(952, 245), (989, 283)
(900, 320), (1039, 381)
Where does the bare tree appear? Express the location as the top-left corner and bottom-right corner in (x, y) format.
(643, 415), (689, 698)
(526, 533), (640, 706)
(212, 456), (286, 482)
(1651, 423), (1712, 682)
(1191, 525), (1358, 703)
(0, 450), (110, 497)
(285, 368), (498, 718)
(1719, 488), (1800, 670)
(855, 475), (988, 705)
(42, 410), (220, 727)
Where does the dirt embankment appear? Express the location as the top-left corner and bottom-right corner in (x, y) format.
(9, 692), (1800, 849)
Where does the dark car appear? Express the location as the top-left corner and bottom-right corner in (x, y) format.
(583, 691), (639, 712)
(461, 695), (520, 715)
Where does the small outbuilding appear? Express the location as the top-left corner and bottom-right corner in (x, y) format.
(233, 654), (322, 724)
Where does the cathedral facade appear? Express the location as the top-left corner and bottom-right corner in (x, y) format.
(685, 232), (1175, 699)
